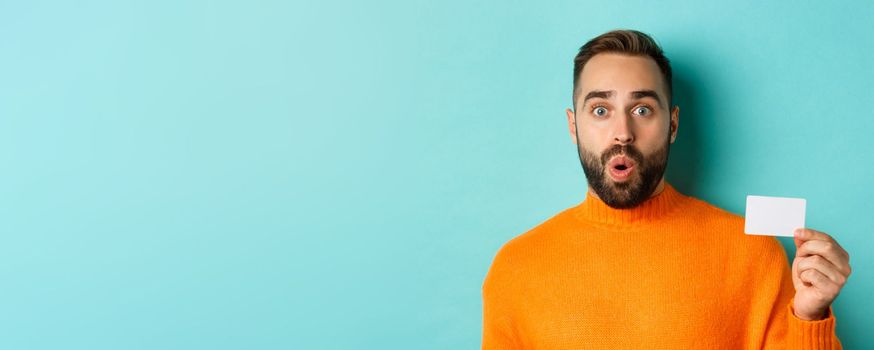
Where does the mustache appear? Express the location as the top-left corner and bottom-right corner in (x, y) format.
(600, 144), (644, 165)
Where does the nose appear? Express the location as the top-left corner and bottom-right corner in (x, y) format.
(613, 113), (634, 145)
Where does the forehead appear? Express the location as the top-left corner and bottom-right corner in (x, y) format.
(578, 53), (666, 101)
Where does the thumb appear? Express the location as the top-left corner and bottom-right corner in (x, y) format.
(794, 237), (803, 250)
(793, 228), (805, 249)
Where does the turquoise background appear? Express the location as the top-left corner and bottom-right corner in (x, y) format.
(1, 0), (871, 348)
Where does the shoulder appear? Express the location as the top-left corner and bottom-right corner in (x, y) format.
(483, 205), (578, 287)
(496, 204), (578, 257)
(683, 195), (745, 227)
(682, 195), (788, 262)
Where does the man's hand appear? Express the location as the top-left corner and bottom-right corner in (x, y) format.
(791, 228), (851, 320)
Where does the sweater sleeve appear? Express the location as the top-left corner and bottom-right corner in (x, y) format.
(785, 298), (841, 349)
(482, 286), (519, 350)
(758, 238), (843, 349)
(481, 246), (521, 350)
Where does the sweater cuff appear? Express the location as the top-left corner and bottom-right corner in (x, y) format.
(786, 299), (839, 350)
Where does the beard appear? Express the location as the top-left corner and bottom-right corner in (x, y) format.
(576, 137), (670, 209)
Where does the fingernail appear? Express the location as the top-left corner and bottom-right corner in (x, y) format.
(794, 229), (803, 237)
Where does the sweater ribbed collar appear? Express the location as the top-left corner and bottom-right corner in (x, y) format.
(573, 182), (687, 226)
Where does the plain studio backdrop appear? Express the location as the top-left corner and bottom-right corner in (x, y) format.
(1, 0), (871, 349)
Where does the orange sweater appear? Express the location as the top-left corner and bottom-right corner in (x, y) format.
(482, 183), (841, 349)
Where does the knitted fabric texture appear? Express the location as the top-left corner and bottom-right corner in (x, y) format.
(482, 183), (841, 349)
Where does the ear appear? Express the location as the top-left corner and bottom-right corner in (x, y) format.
(669, 105), (680, 144)
(566, 107), (578, 144)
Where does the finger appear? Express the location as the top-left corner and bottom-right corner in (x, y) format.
(794, 228), (836, 244)
(795, 255), (848, 286)
(799, 269), (841, 297)
(797, 240), (851, 275)
(791, 256), (805, 290)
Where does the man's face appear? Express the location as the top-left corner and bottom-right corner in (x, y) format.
(565, 53), (680, 209)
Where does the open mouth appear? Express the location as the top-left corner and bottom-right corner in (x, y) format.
(606, 156), (636, 181)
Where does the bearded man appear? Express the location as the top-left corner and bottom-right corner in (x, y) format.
(481, 29), (851, 350)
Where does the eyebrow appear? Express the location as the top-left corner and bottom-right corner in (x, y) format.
(582, 89), (664, 108)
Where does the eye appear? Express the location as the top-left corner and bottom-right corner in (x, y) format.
(592, 106), (608, 117)
(633, 106), (652, 116)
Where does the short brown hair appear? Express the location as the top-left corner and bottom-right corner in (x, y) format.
(572, 29), (673, 109)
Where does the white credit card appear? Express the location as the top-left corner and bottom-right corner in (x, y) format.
(744, 195), (806, 237)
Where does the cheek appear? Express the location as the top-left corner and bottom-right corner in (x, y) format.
(579, 137), (609, 158)
(637, 122), (671, 144)
(577, 127), (610, 151)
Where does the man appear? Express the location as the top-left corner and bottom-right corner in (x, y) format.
(481, 30), (851, 349)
